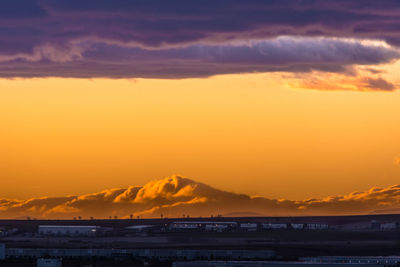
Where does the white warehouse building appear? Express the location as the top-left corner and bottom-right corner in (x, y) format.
(37, 258), (62, 267)
(169, 222), (203, 230)
(291, 223), (304, 230)
(38, 225), (99, 236)
(380, 222), (398, 230)
(239, 223), (258, 231)
(306, 223), (329, 230)
(169, 221), (237, 231)
(262, 223), (288, 229)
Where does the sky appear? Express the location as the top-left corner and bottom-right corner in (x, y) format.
(1, 0), (400, 218)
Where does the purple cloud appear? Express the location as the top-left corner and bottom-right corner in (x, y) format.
(1, 0), (400, 78)
(0, 37), (398, 78)
(363, 77), (396, 91)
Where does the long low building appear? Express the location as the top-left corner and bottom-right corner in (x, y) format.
(37, 258), (62, 267)
(239, 223), (258, 231)
(306, 223), (329, 230)
(38, 225), (99, 236)
(173, 261), (384, 267)
(169, 221), (237, 231)
(5, 247), (275, 260)
(380, 222), (398, 230)
(262, 223), (288, 229)
(301, 256), (400, 265)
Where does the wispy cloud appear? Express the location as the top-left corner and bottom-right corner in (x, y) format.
(288, 70), (398, 92)
(362, 77), (396, 91)
(1, 176), (400, 219)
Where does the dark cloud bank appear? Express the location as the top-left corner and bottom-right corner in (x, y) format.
(1, 0), (400, 78)
(1, 176), (400, 219)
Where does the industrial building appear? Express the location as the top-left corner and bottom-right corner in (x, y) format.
(37, 258), (62, 267)
(239, 223), (258, 231)
(380, 222), (398, 230)
(262, 223), (288, 229)
(173, 261), (385, 267)
(301, 256), (400, 265)
(125, 225), (157, 232)
(204, 222), (237, 232)
(169, 221), (203, 230)
(204, 224), (228, 232)
(38, 225), (99, 236)
(291, 223), (304, 229)
(0, 227), (5, 237)
(306, 223), (329, 230)
(5, 247), (275, 260)
(168, 221), (333, 232)
(169, 221), (237, 231)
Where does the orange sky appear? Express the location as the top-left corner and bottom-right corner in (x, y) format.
(1, 70), (400, 200)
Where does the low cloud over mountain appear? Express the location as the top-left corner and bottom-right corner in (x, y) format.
(1, 176), (400, 219)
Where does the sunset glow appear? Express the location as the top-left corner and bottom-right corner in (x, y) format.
(1, 0), (400, 219)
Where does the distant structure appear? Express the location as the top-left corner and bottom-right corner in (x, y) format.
(205, 222), (236, 232)
(169, 221), (237, 232)
(38, 225), (99, 236)
(291, 223), (304, 230)
(302, 256), (400, 265)
(0, 243), (5, 260)
(167, 221), (333, 232)
(37, 258), (62, 267)
(306, 223), (329, 230)
(125, 225), (156, 232)
(173, 260), (387, 266)
(169, 221), (202, 230)
(262, 223), (288, 230)
(0, 228), (5, 237)
(380, 222), (398, 230)
(7, 248), (275, 261)
(239, 223), (258, 231)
